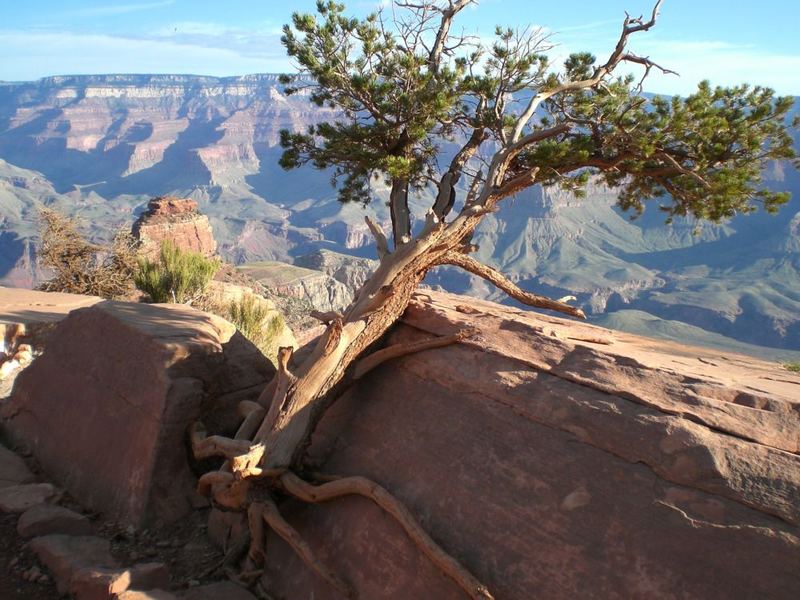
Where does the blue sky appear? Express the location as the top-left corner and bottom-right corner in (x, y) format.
(2, 0), (799, 95)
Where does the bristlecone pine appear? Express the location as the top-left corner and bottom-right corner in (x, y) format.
(189, 1), (798, 597)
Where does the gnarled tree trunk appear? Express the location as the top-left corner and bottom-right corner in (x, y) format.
(187, 2), (697, 597)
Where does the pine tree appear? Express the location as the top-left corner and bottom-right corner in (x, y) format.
(191, 3), (797, 597)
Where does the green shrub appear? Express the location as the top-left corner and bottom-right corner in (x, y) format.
(784, 362), (800, 373)
(134, 240), (219, 303)
(226, 293), (285, 359)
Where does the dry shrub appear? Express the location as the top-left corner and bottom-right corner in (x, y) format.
(37, 207), (138, 299)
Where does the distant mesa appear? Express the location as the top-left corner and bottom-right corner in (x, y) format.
(131, 196), (217, 260)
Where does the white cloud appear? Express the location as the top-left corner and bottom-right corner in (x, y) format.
(0, 30), (292, 81)
(1, 23), (798, 96)
(554, 19), (619, 34)
(547, 32), (800, 96)
(626, 37), (800, 95)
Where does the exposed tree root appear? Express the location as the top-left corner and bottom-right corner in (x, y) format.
(252, 498), (355, 599)
(255, 346), (298, 441)
(197, 471), (250, 511)
(352, 329), (475, 380)
(191, 422), (252, 460)
(235, 407), (267, 441)
(279, 471), (494, 600)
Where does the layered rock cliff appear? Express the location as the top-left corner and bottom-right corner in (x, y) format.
(132, 196), (217, 259)
(0, 75), (797, 355)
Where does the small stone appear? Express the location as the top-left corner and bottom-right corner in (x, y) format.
(188, 579), (200, 587)
(17, 504), (93, 538)
(29, 534), (118, 594)
(9, 556), (19, 568)
(37, 574), (49, 584)
(125, 525), (136, 537)
(156, 540), (171, 548)
(70, 562), (169, 600)
(0, 483), (57, 513)
(0, 444), (35, 489)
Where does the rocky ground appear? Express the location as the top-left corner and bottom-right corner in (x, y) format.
(0, 281), (797, 598)
(0, 435), (260, 599)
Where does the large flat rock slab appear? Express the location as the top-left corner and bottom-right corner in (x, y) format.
(0, 287), (104, 397)
(0, 286), (102, 325)
(262, 291), (800, 600)
(2, 298), (274, 525)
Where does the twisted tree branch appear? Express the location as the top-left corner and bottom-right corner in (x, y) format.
(254, 498), (355, 599)
(509, 0), (666, 143)
(364, 215), (390, 259)
(440, 251), (586, 318)
(352, 329), (474, 380)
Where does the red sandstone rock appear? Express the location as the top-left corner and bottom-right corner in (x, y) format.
(0, 443), (35, 488)
(17, 504), (93, 538)
(259, 291), (800, 600)
(206, 508), (247, 551)
(142, 197), (199, 217)
(180, 581), (256, 600)
(0, 482), (58, 513)
(132, 197), (217, 260)
(2, 300), (274, 525)
(71, 563), (170, 600)
(29, 534), (118, 594)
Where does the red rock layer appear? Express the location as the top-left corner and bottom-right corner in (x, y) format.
(132, 197), (217, 260)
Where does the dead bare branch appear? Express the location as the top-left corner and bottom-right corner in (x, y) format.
(440, 251), (586, 318)
(352, 329), (474, 379)
(509, 0), (667, 143)
(364, 215), (390, 259)
(427, 0), (475, 72)
(311, 310), (345, 324)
